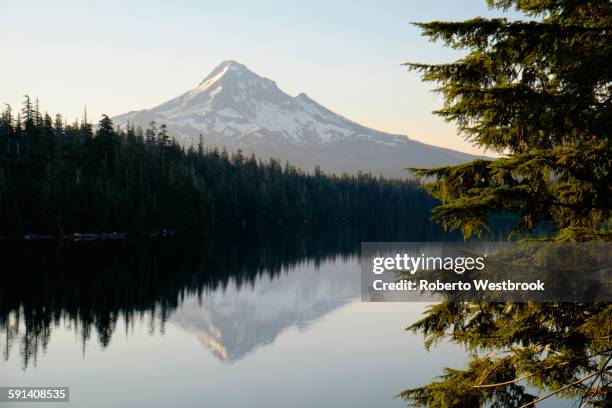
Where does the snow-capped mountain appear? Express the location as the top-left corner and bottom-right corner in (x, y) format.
(113, 60), (477, 178)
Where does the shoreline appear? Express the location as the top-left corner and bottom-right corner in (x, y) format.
(0, 231), (176, 241)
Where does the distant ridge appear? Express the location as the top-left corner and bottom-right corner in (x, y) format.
(114, 60), (478, 178)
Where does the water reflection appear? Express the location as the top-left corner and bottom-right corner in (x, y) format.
(173, 258), (361, 362)
(1, 221), (462, 369)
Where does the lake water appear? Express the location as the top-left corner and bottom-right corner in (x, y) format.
(0, 223), (560, 407)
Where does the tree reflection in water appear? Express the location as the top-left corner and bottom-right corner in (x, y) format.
(2, 218), (523, 369)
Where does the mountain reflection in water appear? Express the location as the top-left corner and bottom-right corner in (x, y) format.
(173, 258), (360, 362)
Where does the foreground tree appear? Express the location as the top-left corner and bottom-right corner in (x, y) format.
(401, 0), (611, 406)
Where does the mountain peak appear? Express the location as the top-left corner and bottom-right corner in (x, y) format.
(217, 59), (248, 71)
(197, 60), (253, 89)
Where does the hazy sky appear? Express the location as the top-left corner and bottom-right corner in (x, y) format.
(0, 0), (521, 155)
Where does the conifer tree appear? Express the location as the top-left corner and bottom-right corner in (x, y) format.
(401, 1), (611, 406)
(197, 134), (204, 158)
(145, 121), (157, 147)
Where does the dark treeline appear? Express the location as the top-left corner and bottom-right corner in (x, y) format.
(0, 97), (435, 236)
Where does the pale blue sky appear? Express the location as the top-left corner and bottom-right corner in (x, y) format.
(0, 0), (521, 154)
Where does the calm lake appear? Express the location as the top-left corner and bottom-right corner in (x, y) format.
(0, 223), (559, 407)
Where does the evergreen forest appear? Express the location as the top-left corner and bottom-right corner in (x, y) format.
(0, 97), (435, 236)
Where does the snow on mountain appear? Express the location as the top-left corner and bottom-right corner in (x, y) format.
(113, 60), (478, 178)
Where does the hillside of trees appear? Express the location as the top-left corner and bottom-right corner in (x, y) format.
(0, 97), (436, 236)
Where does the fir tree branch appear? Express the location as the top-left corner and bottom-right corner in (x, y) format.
(472, 371), (537, 388)
(518, 369), (608, 408)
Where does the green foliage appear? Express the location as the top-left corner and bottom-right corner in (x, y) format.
(413, 143), (610, 240)
(401, 0), (611, 406)
(0, 98), (434, 236)
(405, 0), (610, 241)
(402, 303), (611, 406)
